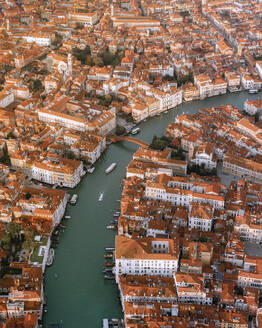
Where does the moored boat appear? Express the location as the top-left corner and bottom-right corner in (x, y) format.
(249, 89), (258, 94)
(69, 194), (78, 205)
(131, 127), (140, 135)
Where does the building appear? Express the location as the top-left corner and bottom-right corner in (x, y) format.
(188, 203), (213, 231)
(32, 158), (84, 188)
(115, 235), (179, 283)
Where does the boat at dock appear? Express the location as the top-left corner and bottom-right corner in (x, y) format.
(87, 166), (95, 174)
(47, 248), (55, 266)
(104, 253), (113, 258)
(98, 192), (104, 202)
(131, 127), (140, 135)
(249, 89), (258, 94)
(106, 224), (117, 230)
(113, 211), (120, 217)
(105, 247), (115, 251)
(69, 194), (78, 205)
(104, 274), (115, 280)
(105, 163), (117, 174)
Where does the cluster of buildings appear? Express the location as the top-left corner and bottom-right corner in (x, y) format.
(0, 0), (261, 125)
(115, 104), (262, 327)
(0, 167), (69, 326)
(0, 0), (262, 326)
(166, 104), (262, 184)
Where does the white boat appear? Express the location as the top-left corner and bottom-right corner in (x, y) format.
(47, 248), (55, 266)
(131, 127), (140, 135)
(87, 166), (95, 173)
(98, 192), (104, 201)
(69, 194), (78, 205)
(105, 163), (117, 174)
(65, 216), (71, 219)
(249, 89), (258, 94)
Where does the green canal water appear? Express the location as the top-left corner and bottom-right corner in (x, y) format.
(44, 91), (261, 328)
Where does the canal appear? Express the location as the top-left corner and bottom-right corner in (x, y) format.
(44, 91), (261, 328)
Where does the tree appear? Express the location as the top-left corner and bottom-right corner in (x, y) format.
(92, 56), (104, 67)
(7, 222), (21, 240)
(22, 239), (35, 251)
(23, 227), (35, 241)
(116, 125), (126, 136)
(72, 46), (91, 64)
(75, 22), (84, 30)
(32, 79), (43, 92)
(1, 234), (11, 250)
(25, 193), (31, 200)
(7, 131), (16, 139)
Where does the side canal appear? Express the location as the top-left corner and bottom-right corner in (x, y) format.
(44, 91), (261, 327)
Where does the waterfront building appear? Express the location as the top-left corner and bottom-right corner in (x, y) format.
(32, 158), (84, 188)
(115, 235), (179, 283)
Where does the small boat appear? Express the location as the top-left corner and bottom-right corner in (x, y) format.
(105, 247), (115, 251)
(64, 216), (71, 219)
(106, 224), (117, 230)
(54, 273), (59, 279)
(87, 166), (95, 173)
(113, 211), (120, 217)
(104, 275), (115, 280)
(131, 127), (140, 135)
(98, 192), (104, 202)
(69, 194), (78, 205)
(104, 253), (113, 258)
(47, 248), (55, 266)
(249, 89), (258, 94)
(104, 261), (115, 267)
(105, 163), (117, 174)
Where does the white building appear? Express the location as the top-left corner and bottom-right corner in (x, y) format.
(190, 142), (217, 170)
(0, 92), (14, 108)
(174, 272), (213, 305)
(115, 235), (179, 283)
(188, 203), (213, 231)
(32, 158), (84, 188)
(22, 33), (53, 46)
(241, 74), (254, 90)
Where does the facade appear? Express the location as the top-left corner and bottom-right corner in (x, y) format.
(188, 203), (213, 231)
(32, 158), (84, 188)
(115, 236), (179, 283)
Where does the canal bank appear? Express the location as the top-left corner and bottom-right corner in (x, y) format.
(44, 91), (261, 328)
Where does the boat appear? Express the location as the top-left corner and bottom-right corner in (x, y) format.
(104, 275), (115, 280)
(106, 224), (117, 230)
(105, 247), (115, 251)
(131, 127), (140, 135)
(105, 163), (117, 174)
(113, 211), (120, 217)
(249, 89), (258, 94)
(87, 166), (95, 174)
(98, 192), (104, 202)
(47, 248), (55, 266)
(64, 216), (71, 219)
(104, 261), (115, 267)
(69, 194), (78, 205)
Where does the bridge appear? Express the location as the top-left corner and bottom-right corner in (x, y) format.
(107, 135), (149, 149)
